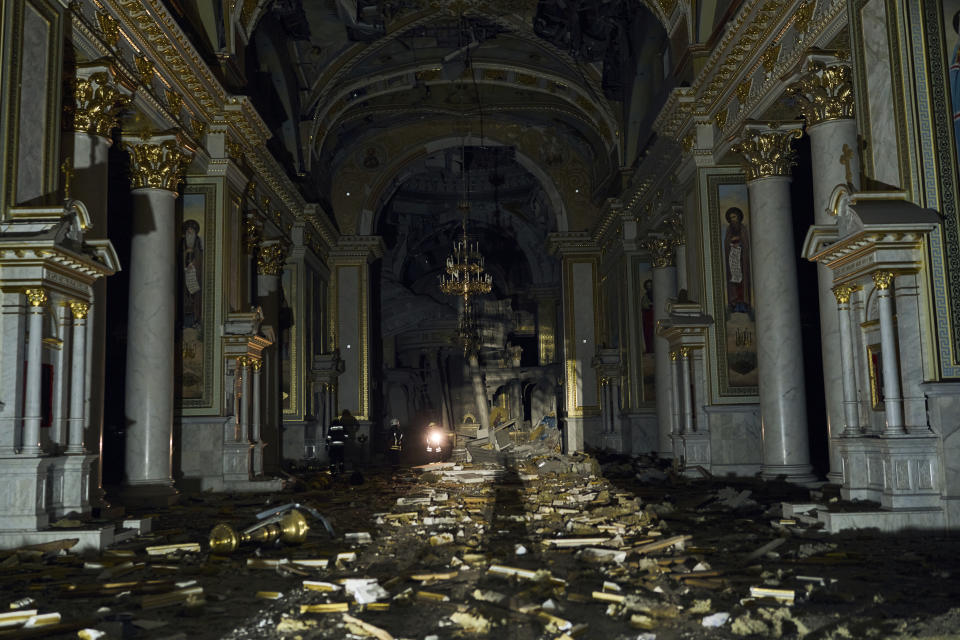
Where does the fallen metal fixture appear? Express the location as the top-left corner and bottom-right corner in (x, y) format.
(208, 509), (309, 554)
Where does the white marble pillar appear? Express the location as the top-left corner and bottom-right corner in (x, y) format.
(873, 271), (905, 433)
(681, 347), (694, 434)
(121, 134), (192, 504)
(670, 351), (682, 436)
(239, 356), (251, 441)
(734, 122), (815, 482)
(252, 358), (264, 475)
(22, 289), (47, 456)
(67, 301), (89, 454)
(833, 286), (861, 435)
(789, 53), (859, 482)
(647, 239), (678, 456)
(67, 65), (132, 500)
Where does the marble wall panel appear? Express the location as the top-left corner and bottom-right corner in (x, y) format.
(861, 0), (902, 187)
(706, 405), (761, 469)
(16, 2), (51, 204)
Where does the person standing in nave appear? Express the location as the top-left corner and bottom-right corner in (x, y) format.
(326, 412), (348, 475)
(387, 417), (403, 470)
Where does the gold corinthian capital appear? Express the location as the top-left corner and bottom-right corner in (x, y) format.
(731, 121), (804, 181)
(641, 235), (674, 268)
(786, 53), (854, 126)
(257, 241), (288, 276)
(123, 133), (194, 193)
(66, 68), (132, 137)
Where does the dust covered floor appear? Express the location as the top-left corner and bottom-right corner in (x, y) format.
(4, 454), (960, 640)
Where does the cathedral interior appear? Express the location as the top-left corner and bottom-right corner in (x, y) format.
(4, 0), (960, 637)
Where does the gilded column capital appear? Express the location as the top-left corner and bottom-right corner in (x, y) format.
(257, 241), (288, 276)
(244, 216), (263, 254)
(25, 288), (48, 308)
(237, 355), (250, 368)
(786, 54), (854, 126)
(832, 285), (855, 304)
(69, 301), (90, 319)
(679, 346), (691, 359)
(731, 121), (803, 181)
(251, 359), (263, 372)
(665, 208), (685, 247)
(670, 350), (679, 361)
(872, 271), (895, 291)
(641, 235), (674, 268)
(123, 133), (194, 193)
(65, 68), (133, 137)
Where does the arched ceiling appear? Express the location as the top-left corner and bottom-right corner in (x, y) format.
(238, 0), (670, 227)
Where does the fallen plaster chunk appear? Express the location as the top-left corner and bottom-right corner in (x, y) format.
(702, 612), (730, 627)
(450, 611), (491, 634)
(255, 591), (283, 600)
(471, 589), (506, 604)
(78, 630), (107, 640)
(145, 543), (201, 556)
(344, 532), (372, 545)
(0, 610), (37, 629)
(578, 547), (627, 563)
(748, 586), (795, 605)
(303, 581), (340, 592)
(343, 578), (389, 604)
(342, 616), (394, 640)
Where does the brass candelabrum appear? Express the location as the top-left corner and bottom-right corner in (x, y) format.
(208, 509), (309, 554)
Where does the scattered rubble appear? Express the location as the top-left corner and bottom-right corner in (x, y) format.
(0, 453), (958, 639)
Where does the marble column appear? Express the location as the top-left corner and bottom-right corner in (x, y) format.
(833, 285), (861, 435)
(670, 351), (682, 436)
(788, 53), (859, 482)
(644, 236), (678, 457)
(733, 122), (815, 482)
(252, 358), (264, 475)
(239, 356), (251, 441)
(121, 133), (192, 505)
(256, 240), (287, 473)
(873, 271), (905, 434)
(67, 301), (90, 453)
(65, 64), (132, 497)
(22, 288), (47, 456)
(681, 347), (694, 434)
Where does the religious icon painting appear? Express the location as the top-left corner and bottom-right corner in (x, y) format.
(637, 262), (656, 404)
(178, 184), (216, 409)
(703, 169), (759, 399)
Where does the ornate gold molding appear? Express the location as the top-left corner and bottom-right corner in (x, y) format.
(124, 134), (194, 192)
(66, 71), (131, 137)
(69, 301), (90, 319)
(642, 235), (674, 268)
(761, 43), (781, 74)
(237, 355), (250, 367)
(25, 288), (48, 308)
(832, 284), (854, 304)
(95, 10), (120, 47)
(794, 1), (814, 35)
(786, 57), (854, 126)
(257, 241), (288, 276)
(731, 122), (803, 181)
(873, 271), (894, 291)
(134, 55), (155, 85)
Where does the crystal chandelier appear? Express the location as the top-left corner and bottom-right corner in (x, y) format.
(439, 197), (492, 352)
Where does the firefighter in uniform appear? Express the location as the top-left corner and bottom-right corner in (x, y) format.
(326, 413), (348, 475)
(387, 418), (403, 469)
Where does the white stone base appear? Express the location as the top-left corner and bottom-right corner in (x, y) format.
(816, 507), (945, 534)
(0, 525), (115, 553)
(0, 457), (53, 530)
(57, 454), (97, 518)
(196, 476), (284, 493)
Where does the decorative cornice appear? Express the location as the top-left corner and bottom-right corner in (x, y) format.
(785, 52), (854, 126)
(731, 121), (803, 181)
(123, 132), (194, 193)
(69, 301), (90, 319)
